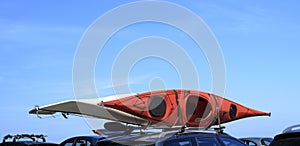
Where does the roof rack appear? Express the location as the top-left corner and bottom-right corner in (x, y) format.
(2, 134), (46, 143)
(94, 121), (227, 138)
(158, 126), (224, 138)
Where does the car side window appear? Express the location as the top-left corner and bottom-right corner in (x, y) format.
(61, 141), (74, 146)
(86, 140), (92, 146)
(75, 139), (92, 146)
(163, 138), (193, 146)
(75, 139), (84, 146)
(241, 140), (256, 146)
(197, 137), (219, 146)
(60, 138), (75, 146)
(261, 138), (272, 145)
(248, 141), (256, 146)
(219, 137), (245, 146)
(247, 141), (256, 146)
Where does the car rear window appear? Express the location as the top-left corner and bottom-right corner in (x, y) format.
(218, 137), (245, 146)
(197, 137), (219, 146)
(163, 138), (193, 146)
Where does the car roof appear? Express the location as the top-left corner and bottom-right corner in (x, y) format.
(273, 132), (300, 141)
(240, 137), (272, 140)
(64, 135), (102, 139)
(270, 132), (300, 146)
(240, 137), (271, 139)
(96, 130), (233, 145)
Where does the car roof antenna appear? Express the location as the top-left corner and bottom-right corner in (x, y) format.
(62, 113), (69, 119)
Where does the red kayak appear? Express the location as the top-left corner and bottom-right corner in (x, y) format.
(29, 89), (270, 128)
(102, 89), (270, 128)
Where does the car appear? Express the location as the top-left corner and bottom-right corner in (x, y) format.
(269, 124), (300, 146)
(239, 137), (273, 146)
(0, 134), (58, 146)
(59, 135), (109, 146)
(59, 127), (246, 146)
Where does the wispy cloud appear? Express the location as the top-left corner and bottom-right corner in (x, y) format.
(97, 73), (154, 90)
(0, 19), (84, 51)
(94, 73), (155, 96)
(188, 1), (272, 34)
(72, 74), (154, 98)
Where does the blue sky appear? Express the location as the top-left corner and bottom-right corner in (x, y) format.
(1, 0), (300, 142)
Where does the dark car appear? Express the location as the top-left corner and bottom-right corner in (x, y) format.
(59, 136), (107, 146)
(1, 134), (58, 146)
(239, 137), (273, 146)
(270, 124), (300, 146)
(60, 128), (246, 146)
